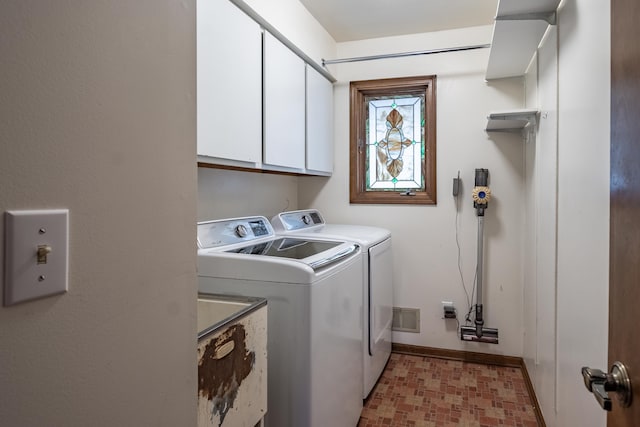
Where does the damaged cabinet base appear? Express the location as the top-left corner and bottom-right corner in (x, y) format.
(197, 295), (267, 427)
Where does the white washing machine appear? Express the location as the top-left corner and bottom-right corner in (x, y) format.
(271, 209), (393, 399)
(197, 216), (363, 427)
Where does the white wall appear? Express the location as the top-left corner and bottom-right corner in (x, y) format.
(523, 26), (560, 426)
(243, 0), (336, 68)
(198, 168), (299, 221)
(299, 26), (527, 356)
(522, 52), (539, 384)
(555, 0), (609, 425)
(523, 1), (610, 426)
(0, 1), (197, 425)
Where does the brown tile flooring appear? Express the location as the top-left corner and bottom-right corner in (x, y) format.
(358, 353), (539, 427)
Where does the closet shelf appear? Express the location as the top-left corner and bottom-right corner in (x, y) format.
(485, 109), (539, 132)
(485, 0), (561, 80)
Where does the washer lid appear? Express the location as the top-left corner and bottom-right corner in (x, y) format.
(227, 237), (341, 259)
(225, 237), (359, 271)
(197, 216), (361, 274)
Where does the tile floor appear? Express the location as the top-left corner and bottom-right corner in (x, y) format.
(358, 353), (539, 427)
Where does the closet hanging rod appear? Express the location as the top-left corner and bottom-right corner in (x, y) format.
(322, 43), (490, 66)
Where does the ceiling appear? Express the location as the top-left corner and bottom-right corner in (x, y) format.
(298, 0), (499, 42)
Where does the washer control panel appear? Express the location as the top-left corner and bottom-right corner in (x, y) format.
(197, 216), (274, 249)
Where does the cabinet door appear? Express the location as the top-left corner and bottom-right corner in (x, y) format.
(197, 305), (267, 426)
(197, 0), (262, 165)
(263, 32), (306, 170)
(306, 66), (334, 175)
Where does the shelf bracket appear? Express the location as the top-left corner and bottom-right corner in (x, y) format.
(495, 11), (557, 26)
(487, 111), (538, 127)
(485, 110), (539, 139)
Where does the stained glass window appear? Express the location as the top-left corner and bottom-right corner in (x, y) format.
(350, 76), (437, 205)
(365, 95), (425, 191)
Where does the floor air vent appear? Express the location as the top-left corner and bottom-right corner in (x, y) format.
(392, 307), (420, 333)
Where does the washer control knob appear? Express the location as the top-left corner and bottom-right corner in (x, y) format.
(302, 215), (312, 225)
(235, 224), (248, 238)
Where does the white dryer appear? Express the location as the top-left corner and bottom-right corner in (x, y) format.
(197, 216), (363, 427)
(271, 209), (393, 399)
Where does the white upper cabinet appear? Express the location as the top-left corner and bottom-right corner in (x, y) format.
(485, 0), (561, 80)
(197, 0), (335, 175)
(263, 32), (306, 171)
(197, 0), (262, 166)
(305, 66), (334, 175)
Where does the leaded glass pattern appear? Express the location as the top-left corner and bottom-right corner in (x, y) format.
(365, 95), (425, 191)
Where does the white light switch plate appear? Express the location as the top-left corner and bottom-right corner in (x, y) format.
(4, 209), (69, 306)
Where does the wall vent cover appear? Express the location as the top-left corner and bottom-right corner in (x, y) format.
(392, 307), (420, 333)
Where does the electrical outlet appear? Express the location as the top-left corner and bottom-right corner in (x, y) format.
(442, 301), (456, 319)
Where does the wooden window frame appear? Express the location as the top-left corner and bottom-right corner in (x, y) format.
(349, 75), (437, 205)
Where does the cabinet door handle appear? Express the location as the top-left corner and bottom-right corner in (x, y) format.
(214, 341), (235, 360)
